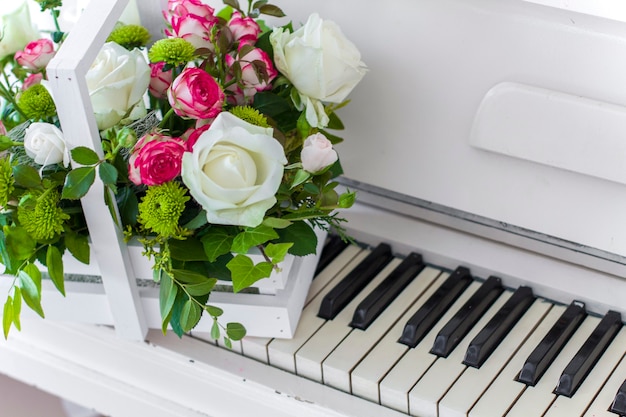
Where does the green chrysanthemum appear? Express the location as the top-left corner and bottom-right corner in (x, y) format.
(148, 38), (195, 67)
(230, 106), (270, 128)
(107, 24), (152, 50)
(0, 156), (14, 208)
(18, 85), (56, 120)
(18, 189), (69, 241)
(137, 181), (190, 237)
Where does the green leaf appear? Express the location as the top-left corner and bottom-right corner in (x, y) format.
(210, 319), (220, 340)
(23, 263), (42, 293)
(258, 4), (285, 17)
(184, 278), (217, 297)
(262, 217), (292, 229)
(182, 210), (208, 230)
(12, 165), (41, 189)
(275, 221), (317, 256)
(226, 322), (247, 341)
(0, 230), (14, 273)
(291, 169), (311, 188)
(0, 135), (15, 151)
(231, 225), (278, 254)
(46, 245), (65, 296)
(18, 269), (44, 318)
(169, 238), (209, 261)
(338, 190), (357, 209)
(103, 187), (121, 228)
(64, 231), (90, 264)
(223, 336), (232, 349)
(62, 166), (96, 200)
(264, 242), (293, 265)
(159, 270), (178, 324)
(180, 299), (201, 332)
(205, 305), (223, 317)
(98, 162), (118, 186)
(227, 254), (273, 293)
(116, 187), (138, 226)
(326, 111), (345, 130)
(4, 226), (36, 261)
(3, 296), (13, 338)
(201, 230), (234, 262)
(71, 146), (100, 165)
(171, 269), (209, 284)
(12, 287), (21, 330)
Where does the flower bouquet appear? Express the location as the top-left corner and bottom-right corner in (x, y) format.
(0, 0), (366, 344)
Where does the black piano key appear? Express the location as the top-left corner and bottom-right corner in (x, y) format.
(463, 286), (535, 368)
(315, 234), (350, 276)
(610, 379), (626, 416)
(350, 252), (425, 330)
(430, 275), (504, 358)
(554, 310), (622, 397)
(398, 266), (473, 348)
(317, 243), (393, 320)
(517, 301), (587, 386)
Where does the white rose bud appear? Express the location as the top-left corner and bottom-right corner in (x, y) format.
(0, 1), (40, 60)
(301, 133), (338, 173)
(24, 122), (69, 167)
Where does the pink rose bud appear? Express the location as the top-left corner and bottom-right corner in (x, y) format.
(301, 133), (338, 173)
(225, 46), (277, 105)
(168, 67), (224, 120)
(184, 123), (210, 151)
(22, 72), (43, 90)
(148, 62), (173, 99)
(167, 0), (214, 19)
(128, 132), (186, 186)
(228, 11), (261, 46)
(15, 39), (55, 71)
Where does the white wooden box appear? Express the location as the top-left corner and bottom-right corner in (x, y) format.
(1, 0), (324, 340)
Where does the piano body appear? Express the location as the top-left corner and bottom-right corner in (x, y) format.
(1, 0), (626, 416)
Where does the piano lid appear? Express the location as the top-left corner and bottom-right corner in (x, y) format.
(281, 0), (626, 259)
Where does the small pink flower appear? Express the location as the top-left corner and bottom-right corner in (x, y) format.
(301, 133), (338, 173)
(15, 39), (55, 71)
(228, 11), (261, 46)
(22, 72), (44, 90)
(225, 46), (277, 105)
(168, 68), (224, 120)
(148, 62), (173, 99)
(128, 132), (186, 186)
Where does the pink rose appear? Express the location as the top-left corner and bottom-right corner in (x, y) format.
(22, 72), (43, 90)
(168, 68), (224, 120)
(301, 133), (338, 173)
(228, 11), (260, 46)
(225, 46), (277, 105)
(166, 14), (218, 50)
(128, 132), (186, 186)
(167, 0), (214, 19)
(148, 62), (173, 99)
(15, 39), (55, 71)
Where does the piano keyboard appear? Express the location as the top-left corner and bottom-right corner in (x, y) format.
(199, 235), (626, 417)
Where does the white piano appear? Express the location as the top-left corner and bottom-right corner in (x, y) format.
(1, 0), (626, 416)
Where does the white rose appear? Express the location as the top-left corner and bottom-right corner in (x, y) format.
(86, 42), (150, 130)
(182, 112), (287, 228)
(270, 13), (367, 127)
(0, 1), (39, 60)
(24, 122), (69, 167)
(301, 133), (338, 173)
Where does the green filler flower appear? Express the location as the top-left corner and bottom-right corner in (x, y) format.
(18, 189), (69, 241)
(137, 181), (190, 237)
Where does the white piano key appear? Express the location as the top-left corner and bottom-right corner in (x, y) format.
(437, 299), (552, 417)
(544, 327), (626, 417)
(242, 245), (364, 364)
(374, 281), (481, 412)
(583, 350), (626, 417)
(296, 258), (403, 382)
(267, 248), (371, 373)
(407, 291), (510, 417)
(322, 267), (444, 393)
(468, 304), (566, 417)
(505, 315), (601, 417)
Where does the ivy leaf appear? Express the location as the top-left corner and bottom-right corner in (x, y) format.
(46, 245), (65, 296)
(231, 225), (278, 254)
(227, 254), (273, 292)
(159, 270), (178, 326)
(62, 166), (96, 200)
(71, 146), (100, 165)
(226, 322), (246, 341)
(275, 221), (317, 256)
(180, 299), (201, 333)
(184, 278), (217, 297)
(264, 242), (293, 265)
(4, 226), (36, 261)
(12, 165), (41, 188)
(98, 162), (118, 186)
(3, 296), (13, 338)
(201, 229), (233, 262)
(64, 231), (90, 264)
(18, 269), (44, 318)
